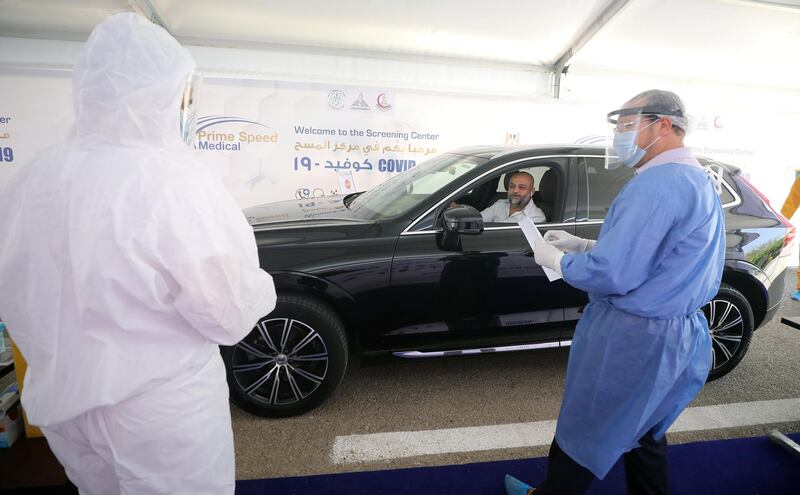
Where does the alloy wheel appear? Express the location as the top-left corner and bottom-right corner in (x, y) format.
(231, 318), (329, 406)
(702, 299), (745, 372)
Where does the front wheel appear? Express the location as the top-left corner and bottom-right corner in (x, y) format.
(221, 294), (348, 417)
(702, 284), (754, 381)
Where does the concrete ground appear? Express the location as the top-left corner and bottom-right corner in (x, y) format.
(232, 271), (800, 479)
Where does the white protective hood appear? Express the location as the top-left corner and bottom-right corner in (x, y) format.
(0, 13), (276, 426)
(72, 12), (193, 149)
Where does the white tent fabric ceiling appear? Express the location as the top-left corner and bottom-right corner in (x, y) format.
(0, 0), (798, 92)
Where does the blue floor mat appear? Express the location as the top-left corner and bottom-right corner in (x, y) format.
(236, 433), (800, 494)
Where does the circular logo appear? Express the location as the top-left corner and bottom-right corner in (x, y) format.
(328, 90), (346, 109)
(376, 93), (392, 111)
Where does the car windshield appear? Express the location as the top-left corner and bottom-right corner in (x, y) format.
(347, 153), (486, 220)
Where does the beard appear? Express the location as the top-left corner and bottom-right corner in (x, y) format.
(509, 194), (531, 207)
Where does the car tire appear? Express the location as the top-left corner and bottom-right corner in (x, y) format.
(221, 294), (348, 417)
(702, 283), (754, 381)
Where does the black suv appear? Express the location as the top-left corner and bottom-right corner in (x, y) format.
(222, 145), (794, 417)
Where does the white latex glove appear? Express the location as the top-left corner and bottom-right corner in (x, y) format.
(543, 230), (596, 254)
(534, 238), (564, 276)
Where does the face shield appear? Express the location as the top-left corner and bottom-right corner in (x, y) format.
(604, 105), (685, 170)
(179, 71), (203, 147)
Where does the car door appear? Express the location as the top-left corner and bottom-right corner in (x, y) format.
(383, 156), (581, 354)
(567, 155), (636, 324)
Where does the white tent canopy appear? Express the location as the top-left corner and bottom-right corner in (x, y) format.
(1, 0), (799, 211)
(1, 0), (799, 96)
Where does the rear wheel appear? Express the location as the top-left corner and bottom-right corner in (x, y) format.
(222, 294), (348, 417)
(702, 284), (754, 381)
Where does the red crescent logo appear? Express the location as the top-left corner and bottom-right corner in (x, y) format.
(377, 93), (391, 109)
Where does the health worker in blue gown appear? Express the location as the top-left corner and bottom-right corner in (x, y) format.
(505, 89), (725, 495)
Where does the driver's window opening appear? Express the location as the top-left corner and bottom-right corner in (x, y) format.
(450, 165), (558, 226)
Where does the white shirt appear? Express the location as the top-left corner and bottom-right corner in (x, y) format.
(481, 198), (547, 223)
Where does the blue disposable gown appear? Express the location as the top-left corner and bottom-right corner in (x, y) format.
(556, 162), (725, 479)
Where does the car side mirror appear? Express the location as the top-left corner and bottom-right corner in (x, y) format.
(438, 205), (484, 251)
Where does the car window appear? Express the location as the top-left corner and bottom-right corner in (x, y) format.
(579, 158), (737, 220)
(579, 157), (634, 221)
(719, 180), (735, 205)
(703, 161), (736, 205)
(347, 153), (485, 220)
(407, 161), (478, 194)
(452, 161), (565, 225)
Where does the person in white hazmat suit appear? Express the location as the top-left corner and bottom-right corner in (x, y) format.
(0, 13), (276, 495)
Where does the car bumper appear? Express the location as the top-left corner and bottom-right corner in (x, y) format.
(763, 261), (790, 327)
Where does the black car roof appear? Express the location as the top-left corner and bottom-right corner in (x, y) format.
(448, 144), (605, 160)
(446, 144), (740, 175)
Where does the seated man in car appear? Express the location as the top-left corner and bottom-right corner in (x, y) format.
(481, 171), (546, 223)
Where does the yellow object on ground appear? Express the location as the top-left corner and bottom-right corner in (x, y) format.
(11, 340), (43, 438)
(780, 174), (800, 291)
(781, 176), (800, 220)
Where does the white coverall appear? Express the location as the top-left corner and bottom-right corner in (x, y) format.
(0, 13), (276, 495)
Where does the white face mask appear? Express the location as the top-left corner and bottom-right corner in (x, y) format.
(612, 119), (660, 168)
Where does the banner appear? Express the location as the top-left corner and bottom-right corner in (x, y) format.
(195, 81), (457, 207)
(0, 71), (73, 190)
(1, 69), (798, 212)
(192, 79), (606, 208)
